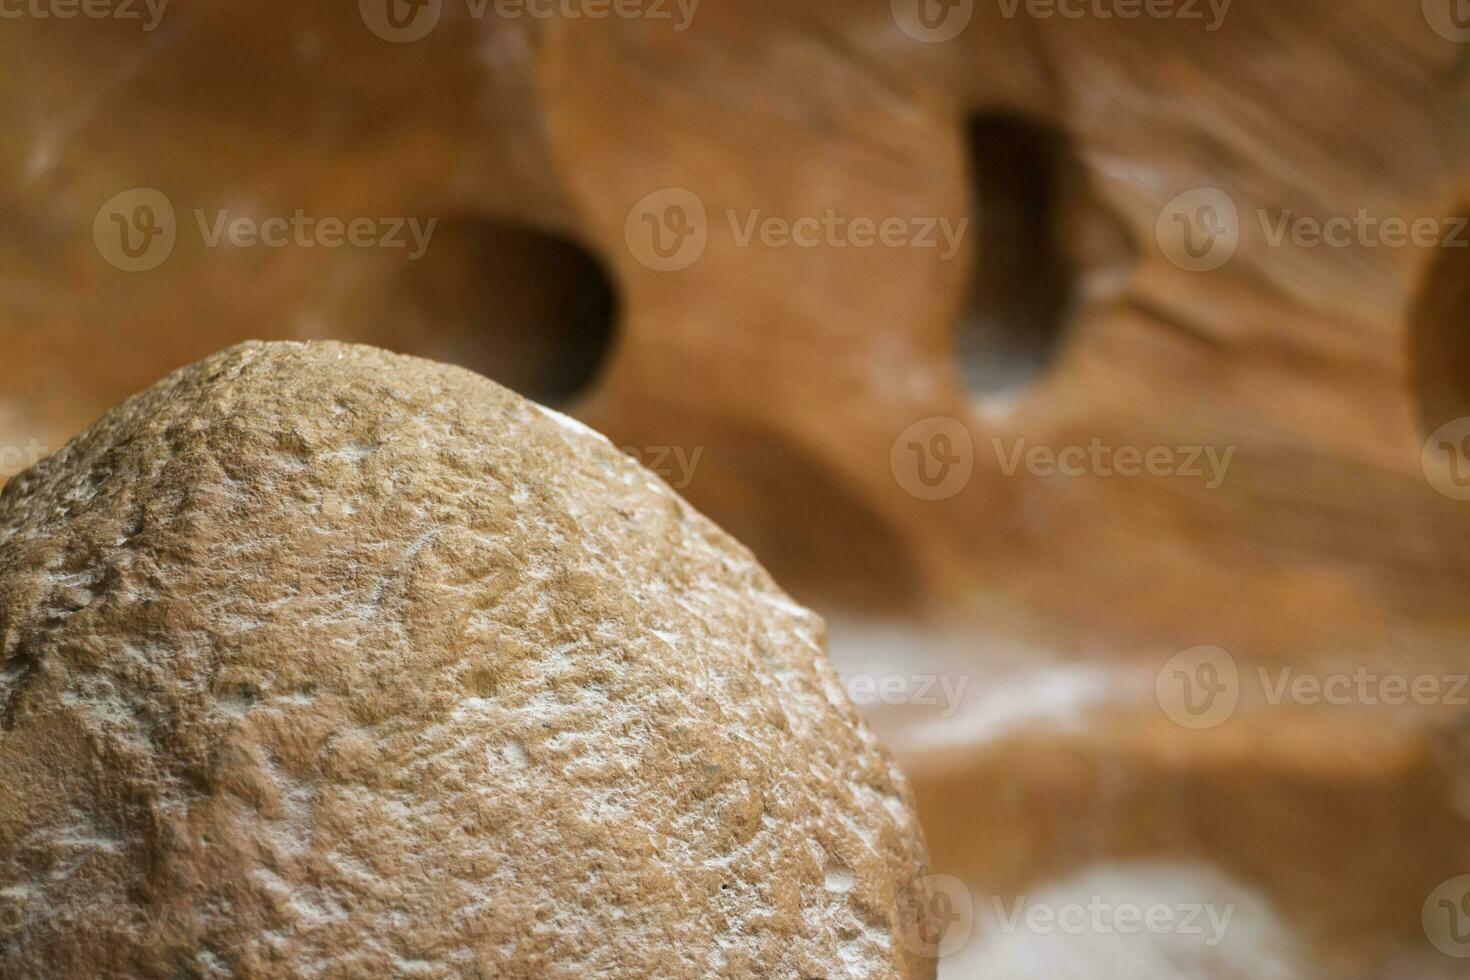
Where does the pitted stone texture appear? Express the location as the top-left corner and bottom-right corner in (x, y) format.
(0, 341), (931, 979)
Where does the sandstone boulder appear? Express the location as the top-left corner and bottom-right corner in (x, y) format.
(0, 341), (932, 978)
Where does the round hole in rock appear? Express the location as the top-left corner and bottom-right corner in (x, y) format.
(361, 219), (619, 408)
(1411, 221), (1470, 434)
(955, 114), (1084, 399)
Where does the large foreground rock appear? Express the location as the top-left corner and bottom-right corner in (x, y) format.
(0, 341), (931, 978)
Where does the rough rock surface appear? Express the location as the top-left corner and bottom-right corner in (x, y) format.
(0, 341), (932, 979)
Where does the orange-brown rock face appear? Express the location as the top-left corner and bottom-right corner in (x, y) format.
(3, 2), (1470, 976)
(1, 1), (1466, 627)
(0, 342), (932, 979)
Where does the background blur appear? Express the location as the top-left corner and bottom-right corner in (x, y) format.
(4, 0), (1470, 975)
